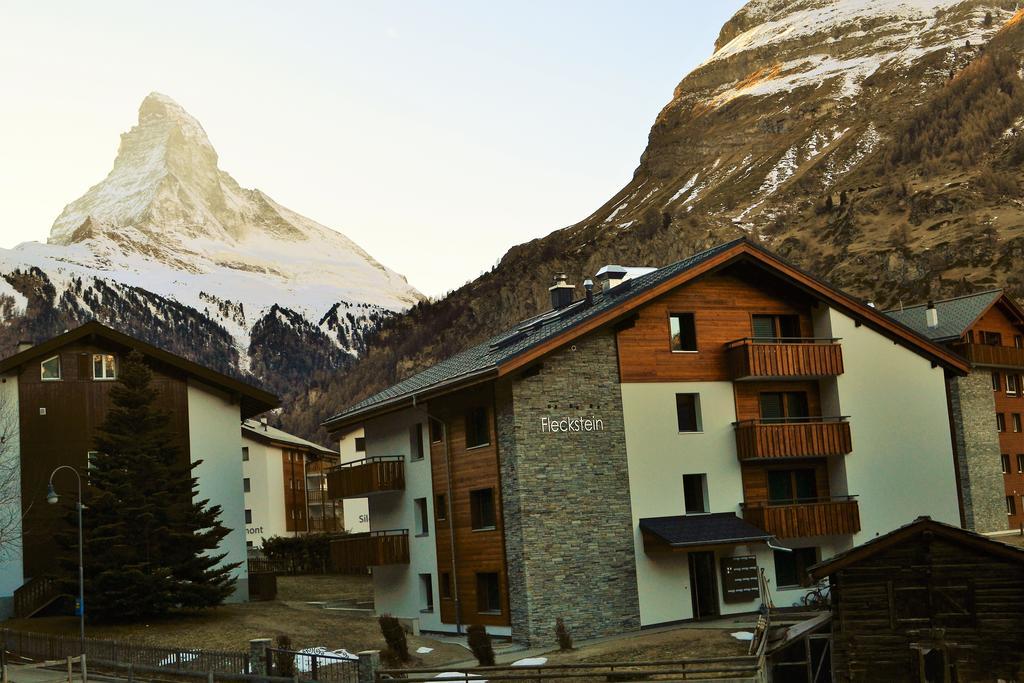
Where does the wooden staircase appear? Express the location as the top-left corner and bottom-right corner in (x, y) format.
(13, 576), (67, 618)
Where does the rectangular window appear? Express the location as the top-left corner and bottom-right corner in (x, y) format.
(669, 313), (697, 352)
(419, 574), (434, 612)
(773, 547), (818, 589)
(1015, 415), (1022, 433)
(1002, 454), (1011, 474)
(435, 493), (447, 520)
(767, 469), (818, 504)
(1016, 335), (1023, 349)
(1008, 496), (1017, 516)
(92, 353), (116, 380)
(430, 419), (444, 444)
(676, 393), (702, 432)
(470, 488), (497, 530)
(414, 497), (429, 536)
(465, 406), (490, 449)
(354, 437), (366, 453)
(410, 423), (425, 461)
(682, 474), (709, 514)
(440, 571), (452, 600)
(993, 371), (1002, 392)
(1010, 375), (1020, 396)
(998, 413), (1007, 432)
(242, 447), (249, 462)
(982, 331), (1003, 346)
(243, 477), (251, 493)
(245, 509), (253, 524)
(476, 572), (501, 613)
(751, 314), (801, 340)
(40, 355), (61, 381)
(1017, 454), (1024, 474)
(759, 392), (810, 422)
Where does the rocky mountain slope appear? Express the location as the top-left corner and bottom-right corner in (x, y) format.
(0, 93), (421, 402)
(290, 0), (1024, 438)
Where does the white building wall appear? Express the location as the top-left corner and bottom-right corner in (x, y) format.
(187, 380), (249, 602)
(0, 373), (22, 617)
(242, 436), (289, 544)
(363, 408), (444, 631)
(339, 429), (369, 533)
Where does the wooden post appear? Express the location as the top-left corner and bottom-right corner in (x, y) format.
(356, 650), (380, 683)
(80, 653), (87, 683)
(207, 671), (214, 683)
(249, 639), (272, 677)
(66, 656), (73, 683)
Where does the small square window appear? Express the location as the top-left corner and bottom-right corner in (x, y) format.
(414, 497), (430, 536)
(1008, 496), (1017, 516)
(1017, 454), (1024, 474)
(354, 437), (366, 453)
(430, 419), (444, 444)
(1014, 415), (1022, 433)
(243, 477), (251, 493)
(682, 474), (709, 514)
(410, 423), (425, 461)
(242, 447), (249, 462)
(436, 493), (447, 521)
(669, 313), (697, 352)
(476, 572), (501, 614)
(440, 571), (452, 600)
(997, 413), (1007, 432)
(993, 372), (1002, 392)
(1002, 454), (1011, 474)
(465, 407), (490, 449)
(245, 509), (253, 524)
(40, 355), (61, 381)
(470, 488), (497, 530)
(774, 547), (818, 588)
(419, 573), (434, 612)
(1009, 375), (1020, 396)
(92, 354), (116, 380)
(676, 394), (702, 432)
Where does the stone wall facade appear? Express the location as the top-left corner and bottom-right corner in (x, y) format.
(949, 371), (1007, 532)
(497, 330), (640, 644)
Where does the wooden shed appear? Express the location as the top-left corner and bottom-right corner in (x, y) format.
(808, 517), (1024, 682)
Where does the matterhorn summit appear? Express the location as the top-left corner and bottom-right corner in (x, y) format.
(0, 92), (422, 396)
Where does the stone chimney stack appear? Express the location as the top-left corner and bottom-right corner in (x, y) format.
(549, 273), (575, 310)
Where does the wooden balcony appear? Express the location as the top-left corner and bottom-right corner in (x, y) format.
(950, 342), (1024, 370)
(734, 417), (852, 460)
(742, 497), (860, 539)
(726, 338), (844, 380)
(330, 529), (409, 571)
(326, 456), (404, 499)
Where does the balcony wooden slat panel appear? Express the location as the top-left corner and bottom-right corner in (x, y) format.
(743, 498), (860, 538)
(727, 340), (844, 380)
(326, 457), (405, 499)
(330, 530), (409, 571)
(951, 342), (1024, 370)
(734, 419), (852, 460)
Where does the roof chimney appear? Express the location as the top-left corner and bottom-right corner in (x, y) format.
(926, 301), (939, 329)
(583, 279), (594, 307)
(16, 340), (32, 353)
(549, 273), (575, 310)
(260, 416), (269, 431)
(595, 265), (629, 292)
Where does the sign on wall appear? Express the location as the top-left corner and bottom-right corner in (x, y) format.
(720, 555), (760, 603)
(540, 416), (605, 433)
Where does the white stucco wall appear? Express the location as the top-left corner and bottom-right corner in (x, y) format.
(0, 373), (23, 616)
(339, 429), (369, 533)
(363, 408), (446, 631)
(831, 309), (961, 535)
(187, 380), (248, 602)
(242, 436), (288, 544)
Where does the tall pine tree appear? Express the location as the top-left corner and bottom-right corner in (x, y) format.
(68, 351), (239, 621)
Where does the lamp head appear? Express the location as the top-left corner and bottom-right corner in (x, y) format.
(46, 484), (58, 505)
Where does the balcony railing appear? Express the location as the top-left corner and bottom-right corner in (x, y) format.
(307, 516), (343, 533)
(734, 417), (852, 460)
(742, 496), (860, 538)
(950, 342), (1024, 370)
(726, 337), (844, 380)
(326, 456), (404, 500)
(330, 529), (409, 571)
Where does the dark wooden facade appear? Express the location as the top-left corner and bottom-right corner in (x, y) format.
(428, 385), (511, 628)
(16, 340), (192, 578)
(734, 419), (852, 461)
(810, 519), (1024, 682)
(726, 339), (844, 380)
(283, 450), (308, 533)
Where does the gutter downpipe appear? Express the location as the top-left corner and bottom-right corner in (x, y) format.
(413, 393), (463, 634)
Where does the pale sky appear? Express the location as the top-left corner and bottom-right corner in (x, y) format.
(0, 1), (745, 297)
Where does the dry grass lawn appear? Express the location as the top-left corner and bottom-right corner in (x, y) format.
(542, 627), (751, 665)
(2, 575), (467, 666)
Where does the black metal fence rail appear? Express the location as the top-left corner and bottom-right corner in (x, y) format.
(266, 647), (359, 683)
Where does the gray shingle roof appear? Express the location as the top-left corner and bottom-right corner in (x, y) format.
(242, 419), (337, 456)
(884, 290), (1002, 342)
(325, 239), (745, 425)
(640, 513), (773, 547)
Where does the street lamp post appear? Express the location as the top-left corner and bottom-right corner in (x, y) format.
(46, 466), (84, 649)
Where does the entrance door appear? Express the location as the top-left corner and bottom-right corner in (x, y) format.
(688, 551), (720, 619)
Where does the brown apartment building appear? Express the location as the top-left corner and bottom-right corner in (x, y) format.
(888, 290), (1024, 532)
